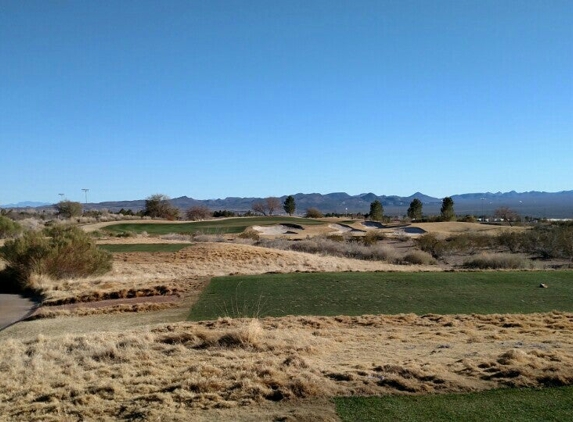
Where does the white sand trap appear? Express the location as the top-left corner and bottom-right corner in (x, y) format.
(328, 223), (353, 233)
(252, 225), (294, 235)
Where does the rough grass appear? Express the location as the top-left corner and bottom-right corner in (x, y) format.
(463, 253), (535, 270)
(257, 236), (401, 263)
(402, 250), (436, 265)
(2, 313), (573, 420)
(103, 217), (326, 235)
(98, 243), (192, 253)
(19, 242), (433, 307)
(189, 271), (573, 320)
(335, 386), (573, 421)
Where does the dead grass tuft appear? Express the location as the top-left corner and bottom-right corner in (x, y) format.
(1, 312), (573, 420)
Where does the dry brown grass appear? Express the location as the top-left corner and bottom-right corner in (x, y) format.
(29, 301), (179, 320)
(2, 222), (566, 420)
(113, 242), (438, 278)
(24, 241), (437, 306)
(1, 312), (572, 420)
(414, 222), (526, 236)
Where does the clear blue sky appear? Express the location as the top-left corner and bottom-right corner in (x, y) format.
(1, 0), (571, 205)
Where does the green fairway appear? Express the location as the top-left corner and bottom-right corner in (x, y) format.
(98, 243), (191, 253)
(103, 216), (325, 235)
(188, 271), (573, 320)
(334, 387), (573, 421)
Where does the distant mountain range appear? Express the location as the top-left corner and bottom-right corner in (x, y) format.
(0, 201), (51, 208)
(8, 190), (572, 219)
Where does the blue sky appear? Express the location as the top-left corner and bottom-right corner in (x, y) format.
(1, 0), (571, 205)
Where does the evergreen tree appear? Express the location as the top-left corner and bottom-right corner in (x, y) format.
(369, 200), (384, 221)
(283, 195), (296, 216)
(440, 197), (455, 221)
(407, 198), (423, 220)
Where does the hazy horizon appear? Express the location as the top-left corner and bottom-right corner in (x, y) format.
(4, 187), (573, 208)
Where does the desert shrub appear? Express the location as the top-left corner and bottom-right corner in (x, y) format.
(18, 217), (44, 232)
(517, 223), (573, 261)
(256, 238), (290, 250)
(213, 210), (236, 218)
(327, 234), (345, 242)
(416, 233), (447, 258)
(89, 230), (106, 239)
(445, 232), (495, 254)
(402, 251), (436, 265)
(305, 208), (324, 218)
(0, 215), (22, 239)
(363, 231), (385, 246)
(347, 243), (399, 262)
(497, 231), (525, 253)
(255, 235), (402, 263)
(462, 253), (533, 270)
(1, 226), (112, 286)
(458, 215), (477, 223)
(55, 200), (83, 218)
(238, 229), (260, 241)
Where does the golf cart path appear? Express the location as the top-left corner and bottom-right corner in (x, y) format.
(0, 294), (38, 331)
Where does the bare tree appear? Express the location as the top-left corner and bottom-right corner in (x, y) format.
(494, 207), (520, 226)
(186, 205), (212, 221)
(252, 201), (267, 216)
(305, 207), (324, 218)
(266, 197), (281, 216)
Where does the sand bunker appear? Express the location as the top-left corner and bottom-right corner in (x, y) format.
(253, 224), (293, 235)
(393, 227), (427, 236)
(328, 224), (364, 234)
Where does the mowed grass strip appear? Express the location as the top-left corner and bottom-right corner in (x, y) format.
(98, 243), (191, 253)
(103, 216), (325, 235)
(188, 271), (573, 320)
(335, 386), (573, 421)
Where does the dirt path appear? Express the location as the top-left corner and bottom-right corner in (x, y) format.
(0, 294), (38, 331)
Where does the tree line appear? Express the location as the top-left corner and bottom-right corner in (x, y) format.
(35, 194), (526, 224)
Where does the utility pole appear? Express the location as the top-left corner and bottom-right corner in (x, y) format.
(82, 189), (89, 205)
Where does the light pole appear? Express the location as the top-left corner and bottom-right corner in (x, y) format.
(58, 193), (64, 202)
(82, 189), (89, 205)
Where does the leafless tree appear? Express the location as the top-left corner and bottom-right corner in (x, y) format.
(305, 207), (324, 218)
(252, 201), (267, 216)
(266, 197), (281, 216)
(494, 207), (520, 226)
(186, 205), (212, 221)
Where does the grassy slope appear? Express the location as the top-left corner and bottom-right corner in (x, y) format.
(102, 216), (325, 235)
(98, 243), (191, 253)
(189, 271), (573, 320)
(335, 387), (573, 421)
